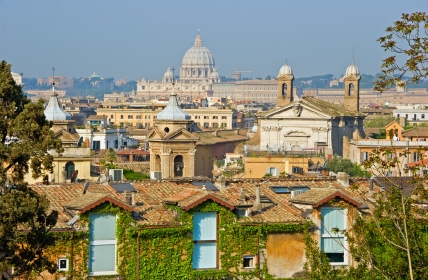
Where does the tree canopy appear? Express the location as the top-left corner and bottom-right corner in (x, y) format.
(375, 12), (428, 92)
(326, 154), (366, 177)
(0, 61), (60, 278)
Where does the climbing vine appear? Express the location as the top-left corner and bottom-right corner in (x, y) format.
(43, 201), (307, 279)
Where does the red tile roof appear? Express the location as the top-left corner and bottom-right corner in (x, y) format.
(29, 178), (370, 230)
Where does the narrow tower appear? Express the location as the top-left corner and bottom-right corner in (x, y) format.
(344, 62), (360, 111)
(277, 62), (294, 107)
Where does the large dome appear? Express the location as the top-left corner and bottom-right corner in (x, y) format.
(182, 31), (215, 67)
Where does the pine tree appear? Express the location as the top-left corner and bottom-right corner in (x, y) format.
(0, 61), (60, 278)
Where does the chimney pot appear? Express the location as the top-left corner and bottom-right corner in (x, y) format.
(123, 190), (132, 205)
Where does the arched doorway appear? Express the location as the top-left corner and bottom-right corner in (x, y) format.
(174, 155), (184, 177)
(65, 161), (75, 180)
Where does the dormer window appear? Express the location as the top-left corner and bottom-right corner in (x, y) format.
(235, 207), (250, 217)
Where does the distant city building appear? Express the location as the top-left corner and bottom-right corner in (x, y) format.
(38, 76), (73, 89)
(136, 31), (220, 99)
(232, 71), (241, 81)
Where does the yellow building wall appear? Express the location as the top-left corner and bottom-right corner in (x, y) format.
(243, 157), (311, 178)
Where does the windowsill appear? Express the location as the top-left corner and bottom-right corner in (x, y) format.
(193, 268), (218, 270)
(89, 271), (117, 276)
(330, 263), (348, 267)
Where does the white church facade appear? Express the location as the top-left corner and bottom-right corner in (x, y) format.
(256, 62), (365, 157)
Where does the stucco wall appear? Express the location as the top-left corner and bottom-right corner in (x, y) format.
(266, 233), (306, 278)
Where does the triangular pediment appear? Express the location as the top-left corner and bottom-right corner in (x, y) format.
(147, 127), (164, 140)
(162, 128), (199, 141)
(264, 102), (332, 119)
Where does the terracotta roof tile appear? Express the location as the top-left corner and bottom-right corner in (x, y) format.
(29, 178), (370, 229)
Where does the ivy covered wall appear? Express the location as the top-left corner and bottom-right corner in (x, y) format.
(45, 201), (306, 280)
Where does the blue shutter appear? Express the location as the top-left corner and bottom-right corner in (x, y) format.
(90, 214), (116, 241)
(321, 208), (344, 234)
(192, 243), (217, 269)
(89, 244), (116, 272)
(193, 212), (216, 241)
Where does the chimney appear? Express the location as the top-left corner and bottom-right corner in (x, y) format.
(123, 190), (132, 205)
(336, 172), (349, 187)
(62, 167), (67, 183)
(131, 192), (136, 206)
(238, 187), (246, 204)
(253, 185), (262, 210)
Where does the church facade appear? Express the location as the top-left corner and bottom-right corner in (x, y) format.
(136, 31), (220, 99)
(257, 62), (365, 157)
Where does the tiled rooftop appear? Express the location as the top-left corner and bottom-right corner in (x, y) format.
(29, 178), (370, 231)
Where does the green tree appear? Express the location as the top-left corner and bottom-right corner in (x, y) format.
(375, 12), (428, 92)
(326, 154), (366, 177)
(0, 61), (60, 278)
(100, 147), (118, 169)
(305, 147), (428, 280)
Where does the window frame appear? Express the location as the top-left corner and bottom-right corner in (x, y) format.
(243, 255), (255, 269)
(192, 212), (218, 270)
(58, 258), (69, 271)
(89, 213), (117, 276)
(320, 207), (348, 266)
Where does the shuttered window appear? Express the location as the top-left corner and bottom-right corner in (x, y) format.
(320, 208), (347, 264)
(89, 214), (117, 275)
(192, 212), (217, 269)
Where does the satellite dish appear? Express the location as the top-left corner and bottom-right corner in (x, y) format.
(83, 181), (89, 194)
(71, 170), (78, 182)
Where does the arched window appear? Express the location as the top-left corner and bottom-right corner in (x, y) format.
(65, 161), (75, 180)
(422, 114), (425, 119)
(174, 155), (184, 177)
(348, 83), (354, 96)
(282, 83), (287, 97)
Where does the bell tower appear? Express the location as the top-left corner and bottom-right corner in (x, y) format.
(344, 62), (360, 111)
(277, 63), (294, 107)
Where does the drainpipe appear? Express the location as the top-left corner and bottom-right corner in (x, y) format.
(136, 228), (140, 280)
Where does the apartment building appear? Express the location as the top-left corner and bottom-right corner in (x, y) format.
(96, 106), (239, 129)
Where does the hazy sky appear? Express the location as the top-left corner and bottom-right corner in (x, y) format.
(1, 0), (426, 80)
